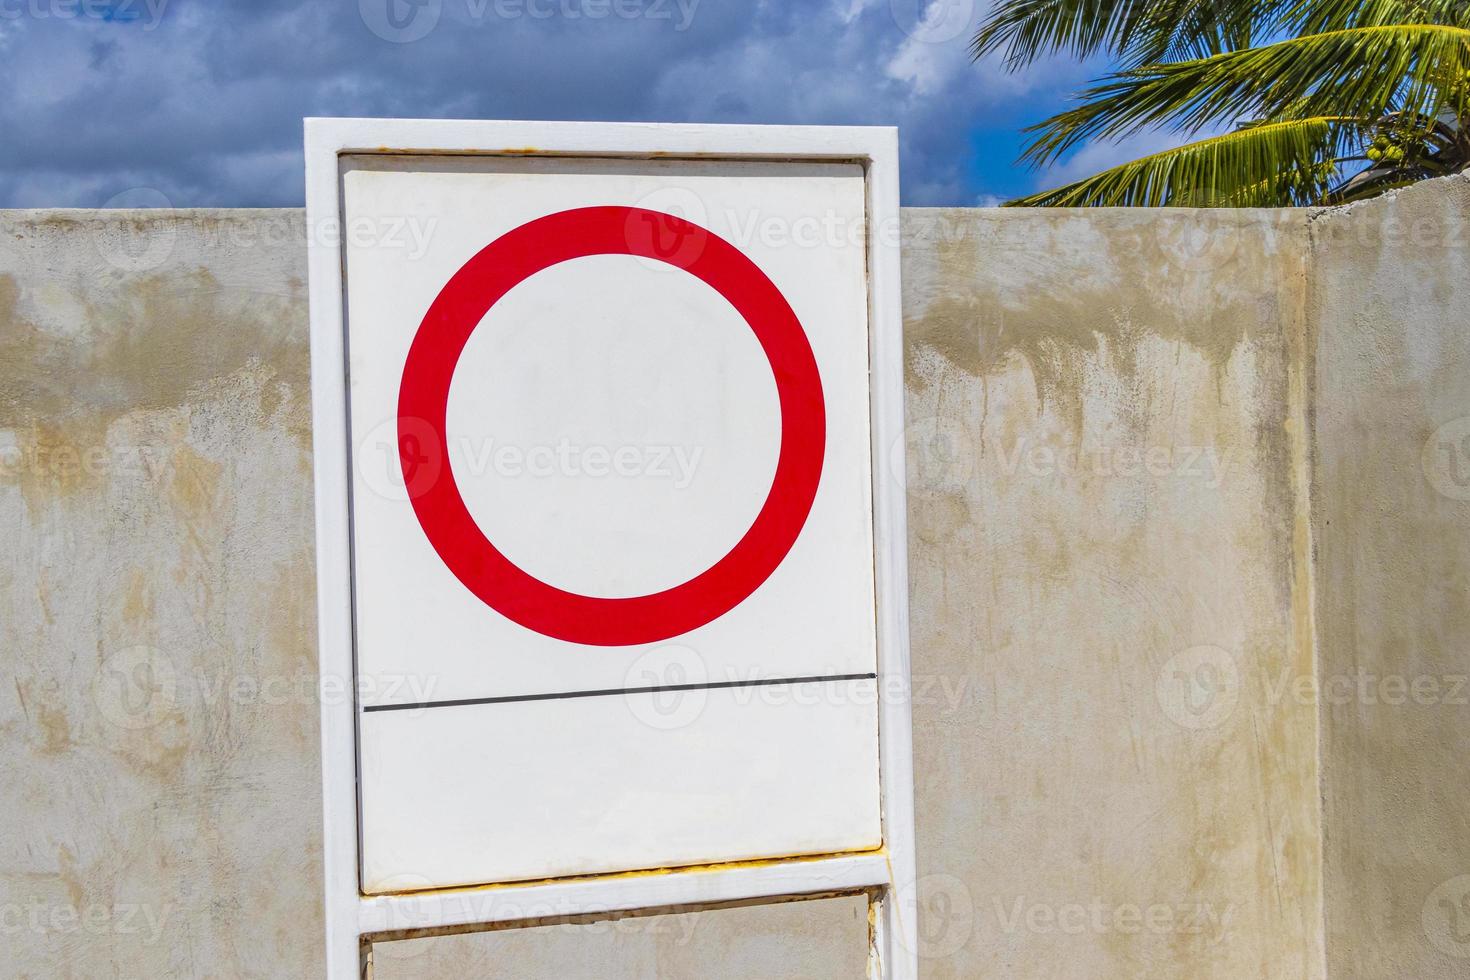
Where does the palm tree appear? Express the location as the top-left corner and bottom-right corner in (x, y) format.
(973, 0), (1470, 205)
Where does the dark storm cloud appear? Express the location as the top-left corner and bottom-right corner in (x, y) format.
(0, 0), (1086, 206)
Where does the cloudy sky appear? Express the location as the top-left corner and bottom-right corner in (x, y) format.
(0, 0), (1150, 207)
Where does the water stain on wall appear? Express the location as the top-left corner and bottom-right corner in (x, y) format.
(2, 212), (323, 978)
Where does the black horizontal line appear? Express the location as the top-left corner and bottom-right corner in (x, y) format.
(362, 672), (879, 713)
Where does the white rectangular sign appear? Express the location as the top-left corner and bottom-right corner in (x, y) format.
(306, 118), (915, 978)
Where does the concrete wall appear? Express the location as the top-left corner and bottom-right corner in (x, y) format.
(1308, 177), (1470, 978)
(369, 895), (870, 979)
(1, 181), (1466, 977)
(901, 208), (1323, 979)
(1, 211), (320, 979)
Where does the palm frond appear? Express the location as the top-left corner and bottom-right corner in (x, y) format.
(1288, 0), (1470, 33)
(971, 0), (1267, 69)
(1021, 24), (1470, 165)
(1011, 117), (1354, 206)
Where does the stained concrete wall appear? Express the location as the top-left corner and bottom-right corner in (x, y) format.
(1307, 177), (1470, 978)
(1, 181), (1466, 978)
(0, 211), (321, 979)
(901, 207), (1324, 979)
(369, 895), (870, 979)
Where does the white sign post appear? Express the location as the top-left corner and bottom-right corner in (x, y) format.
(305, 117), (916, 978)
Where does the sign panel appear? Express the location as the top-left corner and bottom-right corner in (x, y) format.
(343, 155), (881, 891)
(306, 119), (915, 978)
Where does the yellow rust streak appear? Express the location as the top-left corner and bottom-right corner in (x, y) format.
(866, 897), (880, 979)
(370, 846), (890, 899)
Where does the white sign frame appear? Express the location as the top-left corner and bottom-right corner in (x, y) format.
(305, 117), (916, 979)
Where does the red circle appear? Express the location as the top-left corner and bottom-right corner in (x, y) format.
(398, 206), (825, 646)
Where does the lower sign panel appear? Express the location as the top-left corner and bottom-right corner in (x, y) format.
(359, 680), (882, 892)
